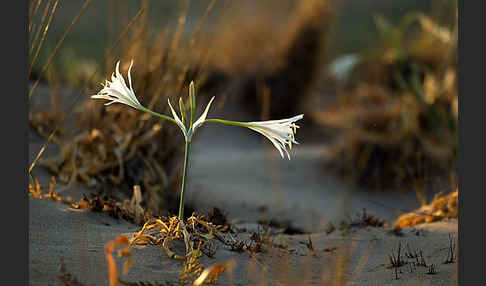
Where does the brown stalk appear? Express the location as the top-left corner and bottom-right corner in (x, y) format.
(29, 0), (52, 56)
(29, 0), (59, 75)
(189, 0), (217, 46)
(29, 0), (44, 33)
(146, 0), (191, 109)
(29, 0), (94, 100)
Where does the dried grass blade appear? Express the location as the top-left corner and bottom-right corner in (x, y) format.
(29, 0), (59, 75)
(169, 0), (191, 57)
(29, 0), (52, 55)
(189, 0), (217, 46)
(29, 0), (94, 100)
(28, 125), (59, 174)
(29, 0), (44, 33)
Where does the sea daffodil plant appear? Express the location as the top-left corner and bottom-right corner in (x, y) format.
(92, 60), (304, 220)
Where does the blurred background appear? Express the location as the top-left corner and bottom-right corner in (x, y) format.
(28, 0), (458, 230)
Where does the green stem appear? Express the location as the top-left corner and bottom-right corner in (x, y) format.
(138, 105), (178, 125)
(178, 140), (191, 220)
(204, 118), (250, 128)
(138, 104), (192, 220)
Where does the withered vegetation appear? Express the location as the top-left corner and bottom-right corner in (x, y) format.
(387, 242), (432, 280)
(313, 12), (458, 189)
(29, 177), (152, 225)
(383, 234), (457, 280)
(346, 209), (387, 228)
(36, 105), (181, 214)
(124, 214), (234, 285)
(426, 264), (438, 275)
(257, 218), (306, 235)
(213, 223), (296, 257)
(337, 209), (387, 235)
(388, 242), (406, 280)
(443, 234), (456, 264)
(395, 188), (458, 228)
(129, 214), (228, 259)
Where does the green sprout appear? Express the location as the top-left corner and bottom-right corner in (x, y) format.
(91, 60), (304, 220)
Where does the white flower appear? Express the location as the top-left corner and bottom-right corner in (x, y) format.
(91, 60), (142, 109)
(246, 114), (304, 159)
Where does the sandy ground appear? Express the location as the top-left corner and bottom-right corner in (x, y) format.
(29, 191), (457, 285)
(29, 86), (458, 285)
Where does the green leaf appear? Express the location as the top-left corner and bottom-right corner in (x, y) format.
(189, 81), (196, 127)
(179, 97), (187, 127)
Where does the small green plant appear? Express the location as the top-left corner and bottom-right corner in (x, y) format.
(91, 60), (304, 220)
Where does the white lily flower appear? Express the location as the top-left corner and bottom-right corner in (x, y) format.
(91, 60), (142, 109)
(246, 114), (304, 159)
(205, 114), (304, 159)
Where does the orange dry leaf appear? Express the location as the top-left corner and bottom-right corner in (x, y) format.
(193, 259), (236, 286)
(395, 189), (458, 228)
(105, 235), (132, 286)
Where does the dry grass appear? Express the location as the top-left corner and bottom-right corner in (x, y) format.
(29, 177), (152, 225)
(114, 213), (232, 285)
(312, 12), (458, 189)
(395, 189), (458, 228)
(29, 0), (94, 99)
(129, 214), (228, 259)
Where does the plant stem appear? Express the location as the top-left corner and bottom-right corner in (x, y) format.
(138, 105), (178, 125)
(178, 139), (191, 220)
(204, 118), (250, 128)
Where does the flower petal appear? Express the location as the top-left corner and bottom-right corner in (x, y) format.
(243, 114), (303, 159)
(91, 60), (142, 110)
(249, 114), (304, 125)
(193, 96), (215, 131)
(167, 99), (187, 138)
(249, 127), (287, 158)
(128, 60), (134, 92)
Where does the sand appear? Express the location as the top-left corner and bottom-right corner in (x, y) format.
(29, 192), (457, 285)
